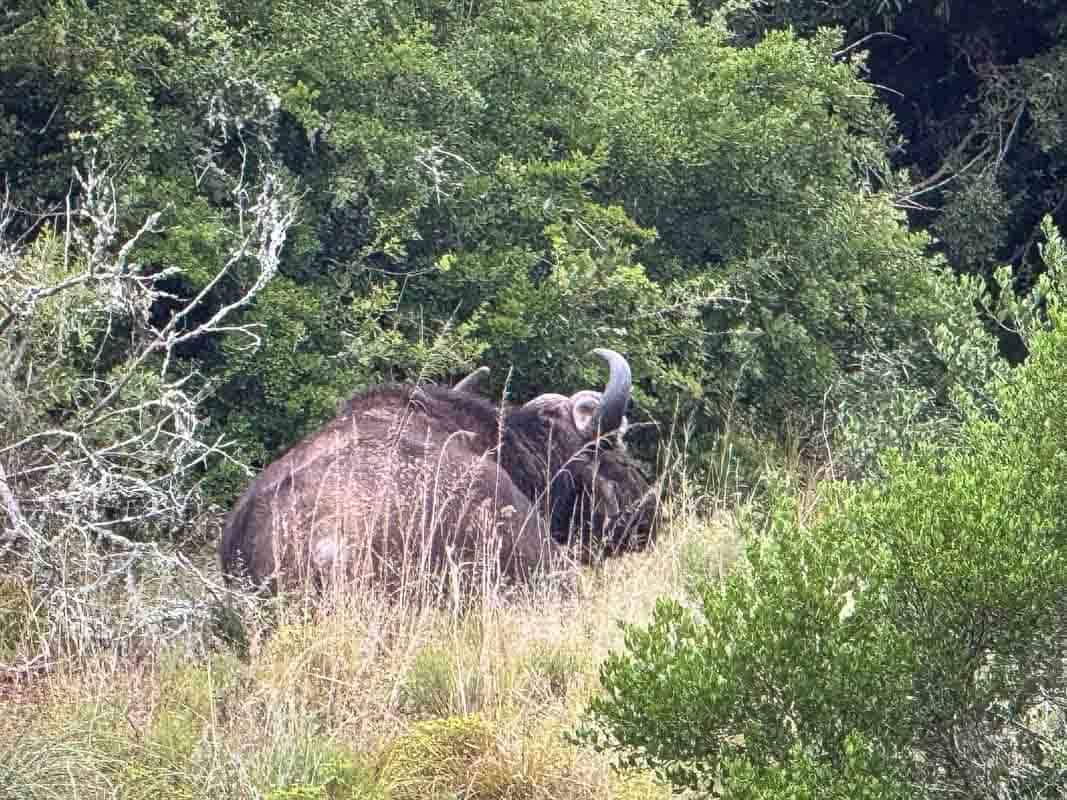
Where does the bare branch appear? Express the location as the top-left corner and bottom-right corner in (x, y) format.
(78, 170), (297, 425)
(1, 156), (293, 567)
(895, 144), (993, 209)
(170, 173), (298, 346)
(0, 80), (290, 668)
(0, 459), (31, 555)
(832, 32), (908, 61)
(993, 101), (1026, 174)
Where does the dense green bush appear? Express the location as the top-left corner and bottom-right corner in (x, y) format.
(578, 221), (1067, 797)
(1, 0), (975, 503)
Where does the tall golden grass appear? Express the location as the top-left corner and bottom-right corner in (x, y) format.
(0, 458), (746, 800)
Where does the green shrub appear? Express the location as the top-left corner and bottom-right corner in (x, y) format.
(715, 733), (912, 800)
(267, 747), (384, 800)
(379, 714), (519, 800)
(578, 222), (1067, 798)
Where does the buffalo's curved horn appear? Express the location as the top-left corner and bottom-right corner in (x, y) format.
(590, 348), (631, 435)
(453, 366), (489, 394)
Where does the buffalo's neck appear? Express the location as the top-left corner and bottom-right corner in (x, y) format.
(498, 413), (581, 516)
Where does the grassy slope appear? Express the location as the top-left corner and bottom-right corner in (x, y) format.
(0, 488), (743, 800)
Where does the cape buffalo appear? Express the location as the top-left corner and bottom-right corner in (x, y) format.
(219, 349), (659, 596)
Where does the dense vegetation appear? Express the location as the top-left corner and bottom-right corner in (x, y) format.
(2, 0), (1066, 797)
(7, 0), (1044, 495)
(579, 218), (1067, 798)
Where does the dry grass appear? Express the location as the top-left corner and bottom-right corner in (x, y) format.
(0, 484), (743, 800)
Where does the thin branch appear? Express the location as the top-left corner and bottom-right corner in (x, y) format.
(993, 101), (1027, 173)
(867, 82), (906, 99)
(63, 181), (73, 271)
(170, 175), (298, 346)
(832, 31), (908, 61)
(38, 101), (61, 135)
(0, 459), (31, 554)
(895, 145), (993, 208)
(902, 127), (983, 195)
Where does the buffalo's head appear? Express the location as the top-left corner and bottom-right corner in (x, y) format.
(571, 446), (660, 556)
(506, 349), (661, 557)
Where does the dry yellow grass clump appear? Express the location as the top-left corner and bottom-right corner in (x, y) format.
(0, 490), (742, 800)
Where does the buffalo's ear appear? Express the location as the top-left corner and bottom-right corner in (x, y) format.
(570, 390), (602, 439)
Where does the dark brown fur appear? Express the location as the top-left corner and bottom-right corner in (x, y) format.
(220, 361), (659, 596)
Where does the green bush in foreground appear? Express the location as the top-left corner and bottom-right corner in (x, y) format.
(577, 218), (1067, 798)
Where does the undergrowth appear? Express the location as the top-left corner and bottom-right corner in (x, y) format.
(0, 473), (744, 800)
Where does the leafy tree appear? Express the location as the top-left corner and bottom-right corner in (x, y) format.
(1, 0), (979, 497)
(590, 24), (963, 442)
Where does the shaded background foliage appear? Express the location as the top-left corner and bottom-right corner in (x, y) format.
(707, 0), (1067, 359)
(3, 0), (1062, 500)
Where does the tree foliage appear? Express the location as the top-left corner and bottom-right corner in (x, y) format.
(0, 0), (1005, 500)
(708, 0), (1067, 361)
